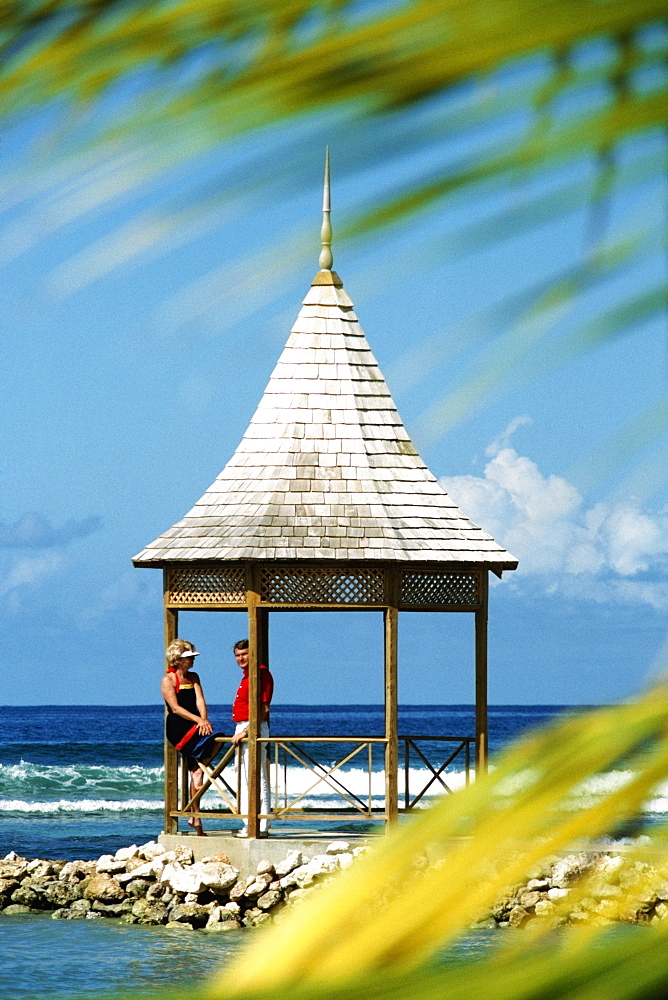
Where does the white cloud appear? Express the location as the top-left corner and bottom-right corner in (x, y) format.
(80, 571), (156, 625)
(440, 420), (668, 607)
(0, 551), (66, 601)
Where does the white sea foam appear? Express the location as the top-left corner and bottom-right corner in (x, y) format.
(0, 798), (162, 814)
(4, 760), (668, 816)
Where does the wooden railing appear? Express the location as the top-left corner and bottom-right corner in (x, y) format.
(173, 734), (475, 825)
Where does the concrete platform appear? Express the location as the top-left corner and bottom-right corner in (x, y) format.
(158, 831), (374, 876)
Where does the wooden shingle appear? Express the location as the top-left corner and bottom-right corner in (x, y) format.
(133, 270), (518, 570)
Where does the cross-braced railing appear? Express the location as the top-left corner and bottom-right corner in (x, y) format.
(400, 736), (474, 810)
(172, 734), (474, 827)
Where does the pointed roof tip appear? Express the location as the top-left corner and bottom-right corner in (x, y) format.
(319, 146), (333, 271)
(311, 269), (343, 287)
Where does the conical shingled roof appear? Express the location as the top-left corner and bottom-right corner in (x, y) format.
(133, 270), (518, 570)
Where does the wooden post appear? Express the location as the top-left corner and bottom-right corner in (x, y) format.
(246, 564), (261, 838)
(163, 570), (179, 835)
(384, 567), (399, 826)
(258, 608), (269, 669)
(475, 570), (489, 775)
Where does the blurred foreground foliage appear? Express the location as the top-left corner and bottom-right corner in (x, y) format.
(0, 1), (666, 462)
(92, 687), (668, 1000)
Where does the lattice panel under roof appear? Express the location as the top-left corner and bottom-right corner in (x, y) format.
(401, 570), (480, 607)
(168, 566), (245, 604)
(134, 270), (517, 571)
(260, 566), (385, 605)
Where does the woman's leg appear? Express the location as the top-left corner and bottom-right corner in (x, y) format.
(187, 764), (206, 835)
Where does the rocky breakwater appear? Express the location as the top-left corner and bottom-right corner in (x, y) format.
(0, 840), (365, 931)
(482, 851), (668, 929)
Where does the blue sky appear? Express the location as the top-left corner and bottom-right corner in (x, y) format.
(1, 84), (667, 707)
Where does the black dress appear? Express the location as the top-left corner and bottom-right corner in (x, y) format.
(165, 681), (200, 750)
(164, 674), (223, 765)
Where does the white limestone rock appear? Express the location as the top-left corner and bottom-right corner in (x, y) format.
(96, 855), (127, 875)
(274, 851), (304, 877)
(160, 861), (238, 895)
(115, 845), (140, 862)
(325, 841), (350, 855)
(294, 855), (339, 888)
(138, 842), (167, 861)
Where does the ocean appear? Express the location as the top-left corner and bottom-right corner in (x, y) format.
(0, 703), (597, 998)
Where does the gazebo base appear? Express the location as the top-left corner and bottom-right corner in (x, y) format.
(158, 831), (375, 877)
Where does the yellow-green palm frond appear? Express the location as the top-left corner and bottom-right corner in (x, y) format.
(207, 688), (668, 995)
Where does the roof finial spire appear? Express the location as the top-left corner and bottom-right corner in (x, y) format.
(319, 146), (333, 270)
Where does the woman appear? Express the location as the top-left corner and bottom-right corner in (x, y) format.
(161, 638), (219, 836)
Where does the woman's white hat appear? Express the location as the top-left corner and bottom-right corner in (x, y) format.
(179, 649), (200, 658)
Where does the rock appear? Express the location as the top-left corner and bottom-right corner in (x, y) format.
(117, 861), (161, 884)
(131, 898), (168, 925)
(165, 920), (194, 930)
(202, 853), (232, 865)
(59, 861), (94, 883)
(2, 904), (34, 915)
(146, 882), (166, 899)
(548, 887), (571, 900)
(508, 906), (530, 928)
(256, 860), (275, 877)
(242, 906), (263, 927)
(656, 902), (668, 919)
(352, 847), (368, 858)
(26, 860), (55, 878)
(229, 880), (246, 902)
(161, 862), (238, 895)
(325, 841), (350, 855)
(0, 879), (20, 897)
(592, 883), (622, 900)
(85, 911), (104, 920)
(168, 902), (210, 928)
(535, 899), (556, 916)
(114, 846), (139, 862)
(551, 853), (596, 888)
(206, 906), (241, 928)
(286, 887), (316, 905)
(83, 875), (126, 903)
(138, 841), (166, 861)
(91, 900), (135, 917)
(162, 846), (194, 865)
(52, 908), (86, 920)
(41, 882), (81, 909)
(223, 902), (241, 917)
(526, 878), (550, 892)
(4, 852), (23, 862)
(519, 891), (543, 909)
(244, 874), (272, 899)
(274, 851), (304, 877)
(96, 856), (128, 875)
(294, 855), (339, 888)
(70, 899), (92, 914)
(206, 919), (242, 932)
(257, 889), (283, 912)
(338, 853), (354, 870)
(11, 885), (40, 908)
(125, 879), (152, 899)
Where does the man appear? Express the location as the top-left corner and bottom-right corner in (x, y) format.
(230, 639), (273, 837)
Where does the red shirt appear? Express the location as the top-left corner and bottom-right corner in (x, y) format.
(232, 664), (274, 722)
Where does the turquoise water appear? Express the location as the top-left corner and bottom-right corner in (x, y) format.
(0, 912), (500, 999)
(0, 912), (245, 999)
(0, 703), (574, 996)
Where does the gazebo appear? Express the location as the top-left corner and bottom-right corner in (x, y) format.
(133, 156), (518, 838)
